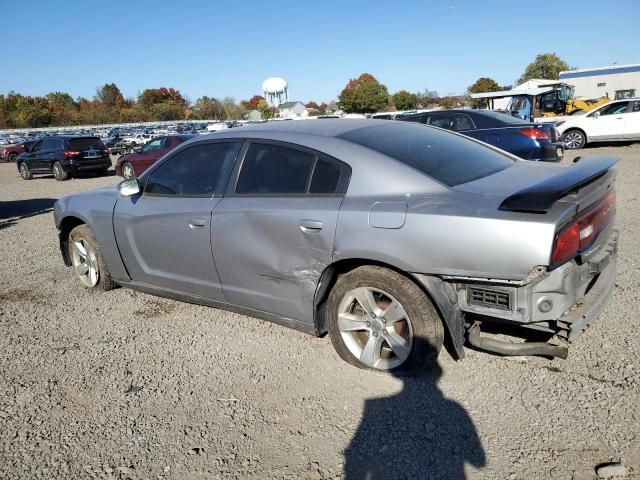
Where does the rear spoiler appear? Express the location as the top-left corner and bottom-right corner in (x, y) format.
(499, 155), (620, 213)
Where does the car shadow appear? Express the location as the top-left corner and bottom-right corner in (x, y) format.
(344, 338), (485, 480)
(0, 198), (56, 230)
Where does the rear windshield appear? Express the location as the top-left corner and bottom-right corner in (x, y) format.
(338, 122), (514, 187)
(67, 137), (105, 150)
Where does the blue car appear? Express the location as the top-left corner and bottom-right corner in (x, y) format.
(397, 109), (563, 162)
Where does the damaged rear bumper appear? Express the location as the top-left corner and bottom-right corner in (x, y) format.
(416, 230), (618, 359)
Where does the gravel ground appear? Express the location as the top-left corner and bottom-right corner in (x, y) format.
(1, 145), (639, 480)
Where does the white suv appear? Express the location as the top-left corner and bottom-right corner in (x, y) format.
(557, 99), (640, 149)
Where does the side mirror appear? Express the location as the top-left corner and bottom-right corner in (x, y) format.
(118, 178), (140, 197)
(593, 111), (600, 119)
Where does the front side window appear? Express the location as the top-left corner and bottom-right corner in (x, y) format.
(236, 144), (315, 195)
(31, 141), (43, 152)
(142, 138), (163, 152)
(144, 142), (240, 196)
(597, 102), (629, 116)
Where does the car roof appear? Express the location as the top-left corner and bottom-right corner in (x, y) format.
(222, 118), (392, 138)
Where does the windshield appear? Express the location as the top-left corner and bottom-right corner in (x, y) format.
(339, 122), (514, 187)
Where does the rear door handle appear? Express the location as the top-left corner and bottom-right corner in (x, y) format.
(299, 219), (323, 233)
(188, 218), (206, 229)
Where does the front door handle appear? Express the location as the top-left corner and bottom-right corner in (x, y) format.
(188, 218), (206, 229)
(299, 219), (323, 233)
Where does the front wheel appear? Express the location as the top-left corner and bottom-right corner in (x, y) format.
(8, 153), (18, 163)
(68, 224), (116, 291)
(563, 130), (586, 149)
(326, 266), (443, 373)
(19, 162), (33, 180)
(122, 162), (135, 179)
(53, 161), (69, 181)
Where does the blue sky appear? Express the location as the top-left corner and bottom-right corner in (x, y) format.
(2, 0), (638, 103)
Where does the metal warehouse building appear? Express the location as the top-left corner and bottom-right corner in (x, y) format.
(559, 63), (640, 100)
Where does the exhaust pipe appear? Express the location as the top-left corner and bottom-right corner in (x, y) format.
(467, 322), (568, 359)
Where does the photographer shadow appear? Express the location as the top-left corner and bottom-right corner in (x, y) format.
(344, 338), (485, 480)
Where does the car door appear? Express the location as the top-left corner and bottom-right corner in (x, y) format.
(211, 141), (350, 324)
(136, 137), (165, 172)
(24, 140), (43, 170)
(113, 140), (241, 301)
(587, 102), (630, 140)
(624, 101), (640, 139)
(34, 138), (54, 170)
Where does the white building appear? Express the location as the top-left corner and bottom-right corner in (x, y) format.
(278, 101), (308, 119)
(559, 64), (640, 100)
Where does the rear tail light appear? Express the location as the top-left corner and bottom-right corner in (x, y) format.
(519, 128), (549, 140)
(63, 151), (81, 158)
(551, 190), (616, 265)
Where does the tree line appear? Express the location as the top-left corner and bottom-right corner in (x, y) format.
(337, 53), (570, 113)
(0, 52), (570, 128)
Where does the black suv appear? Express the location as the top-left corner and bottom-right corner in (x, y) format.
(17, 136), (111, 181)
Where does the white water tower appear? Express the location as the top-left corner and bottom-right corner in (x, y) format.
(262, 77), (288, 107)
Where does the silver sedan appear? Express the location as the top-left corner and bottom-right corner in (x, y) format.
(54, 119), (619, 372)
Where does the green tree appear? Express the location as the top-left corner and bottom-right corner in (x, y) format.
(518, 53), (570, 84)
(95, 83), (126, 111)
(149, 102), (184, 121)
(338, 73), (389, 113)
(391, 90), (417, 110)
(257, 99), (274, 120)
(466, 77), (501, 108)
(193, 96), (224, 119)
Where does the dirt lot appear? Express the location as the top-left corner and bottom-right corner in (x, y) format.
(1, 145), (639, 480)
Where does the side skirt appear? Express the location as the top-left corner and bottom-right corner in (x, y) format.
(117, 280), (317, 335)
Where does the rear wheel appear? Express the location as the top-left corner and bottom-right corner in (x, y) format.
(563, 129), (586, 149)
(19, 162), (33, 180)
(122, 162), (135, 179)
(8, 153), (18, 163)
(53, 161), (69, 181)
(68, 224), (115, 291)
(326, 266), (443, 373)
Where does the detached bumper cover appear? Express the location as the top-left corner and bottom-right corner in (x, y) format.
(556, 233), (617, 342)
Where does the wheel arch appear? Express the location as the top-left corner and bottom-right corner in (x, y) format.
(563, 127), (588, 145)
(313, 258), (465, 359)
(58, 216), (86, 266)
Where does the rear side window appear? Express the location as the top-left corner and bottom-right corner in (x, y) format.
(145, 142), (240, 196)
(310, 158), (341, 193)
(339, 122), (514, 187)
(236, 144), (315, 194)
(427, 114), (474, 131)
(68, 137), (106, 150)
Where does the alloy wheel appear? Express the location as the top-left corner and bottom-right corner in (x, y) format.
(53, 163), (62, 180)
(337, 287), (413, 370)
(122, 163), (135, 179)
(564, 132), (584, 149)
(20, 163), (29, 178)
(70, 238), (99, 287)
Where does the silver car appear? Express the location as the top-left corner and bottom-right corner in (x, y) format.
(54, 120), (619, 372)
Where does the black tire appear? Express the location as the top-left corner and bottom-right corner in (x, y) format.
(68, 224), (116, 291)
(121, 162), (135, 179)
(8, 153), (18, 163)
(326, 265), (443, 374)
(19, 162), (33, 180)
(562, 129), (586, 150)
(53, 161), (69, 181)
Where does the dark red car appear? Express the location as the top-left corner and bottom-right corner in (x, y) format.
(115, 135), (195, 178)
(1, 140), (36, 163)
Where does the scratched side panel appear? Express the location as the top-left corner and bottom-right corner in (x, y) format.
(211, 196), (342, 323)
